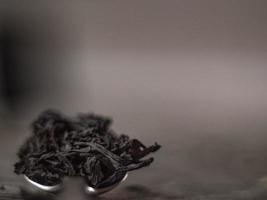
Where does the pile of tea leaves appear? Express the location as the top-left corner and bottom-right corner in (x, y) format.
(14, 110), (161, 187)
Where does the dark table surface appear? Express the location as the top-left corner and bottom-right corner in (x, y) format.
(1, 117), (267, 200)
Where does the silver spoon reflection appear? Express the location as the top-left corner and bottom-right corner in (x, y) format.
(24, 175), (63, 192)
(24, 172), (128, 195)
(84, 172), (128, 195)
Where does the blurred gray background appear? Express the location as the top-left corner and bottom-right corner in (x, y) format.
(1, 1), (267, 199)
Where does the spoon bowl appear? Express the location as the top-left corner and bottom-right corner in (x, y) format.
(24, 175), (63, 192)
(84, 172), (128, 195)
(23, 172), (127, 195)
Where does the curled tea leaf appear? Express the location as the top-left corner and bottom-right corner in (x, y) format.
(14, 110), (161, 186)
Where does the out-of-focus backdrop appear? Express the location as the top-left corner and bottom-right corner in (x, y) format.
(1, 1), (267, 199)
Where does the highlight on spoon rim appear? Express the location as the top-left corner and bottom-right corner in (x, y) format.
(85, 172), (128, 195)
(24, 175), (63, 192)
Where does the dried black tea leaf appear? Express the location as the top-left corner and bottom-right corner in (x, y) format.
(14, 110), (161, 187)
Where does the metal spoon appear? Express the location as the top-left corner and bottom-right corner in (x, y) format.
(24, 172), (127, 195)
(84, 172), (128, 195)
(24, 175), (63, 192)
